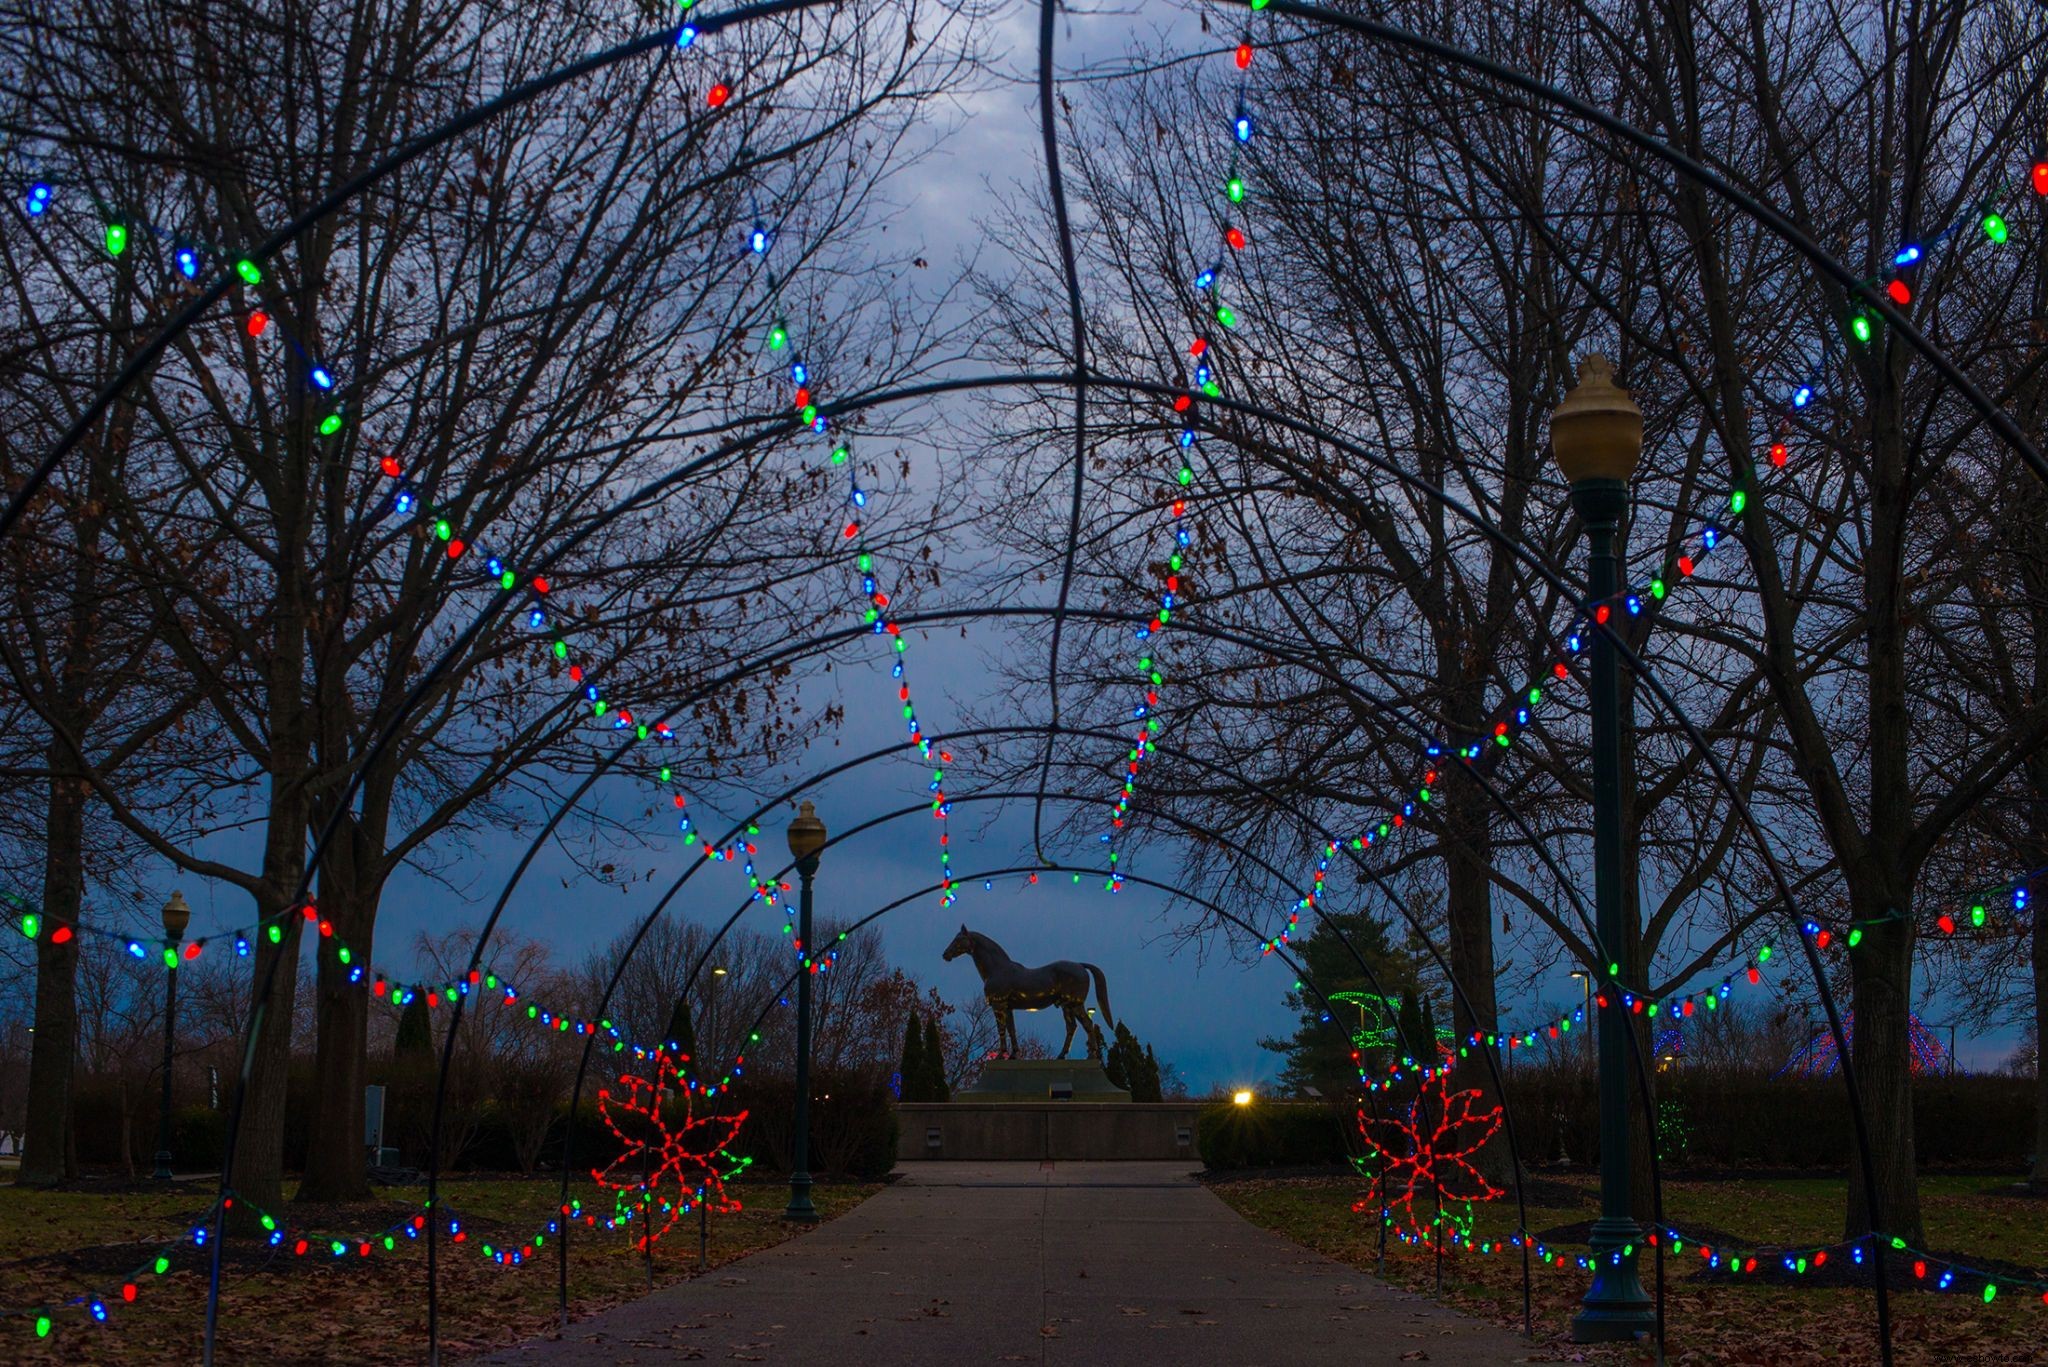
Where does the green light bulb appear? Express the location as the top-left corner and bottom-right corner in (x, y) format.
(1850, 313), (1873, 344)
(106, 223), (128, 256)
(319, 414), (344, 435)
(237, 259), (263, 285)
(1226, 177), (1245, 202)
(1982, 213), (2008, 244)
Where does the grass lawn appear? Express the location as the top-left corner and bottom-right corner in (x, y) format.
(1, 1173), (880, 1363)
(1209, 1171), (2048, 1366)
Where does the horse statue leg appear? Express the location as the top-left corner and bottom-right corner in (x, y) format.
(1057, 1001), (1079, 1059)
(995, 1003), (1015, 1058)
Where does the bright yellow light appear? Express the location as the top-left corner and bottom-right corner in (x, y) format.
(1232, 1090), (1253, 1106)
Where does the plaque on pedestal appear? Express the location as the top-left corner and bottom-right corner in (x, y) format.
(958, 1057), (1131, 1103)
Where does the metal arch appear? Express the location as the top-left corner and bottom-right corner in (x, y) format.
(1250, 0), (2043, 493)
(12, 0), (1974, 1351)
(194, 365), (1860, 1354)
(0, 0), (846, 545)
(11, 1), (2040, 559)
(440, 702), (1642, 1350)
(533, 808), (1512, 1342)
(1031, 0), (1096, 862)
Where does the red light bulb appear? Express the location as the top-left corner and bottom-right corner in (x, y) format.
(708, 84), (730, 107)
(1887, 279), (1912, 306)
(1769, 442), (1787, 467)
(1235, 42), (1252, 68)
(2033, 161), (2048, 196)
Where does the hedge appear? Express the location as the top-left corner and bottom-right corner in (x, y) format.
(1196, 1074), (2036, 1173)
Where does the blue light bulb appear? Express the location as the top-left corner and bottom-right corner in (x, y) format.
(676, 23), (697, 47)
(27, 182), (52, 215)
(177, 247), (199, 278)
(750, 226), (770, 254)
(1893, 245), (1920, 267)
(1234, 110), (1252, 142)
(310, 366), (334, 390)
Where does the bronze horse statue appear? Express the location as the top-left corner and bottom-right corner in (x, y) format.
(943, 926), (1115, 1059)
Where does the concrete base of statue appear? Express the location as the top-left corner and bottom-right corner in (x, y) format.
(956, 1057), (1132, 1103)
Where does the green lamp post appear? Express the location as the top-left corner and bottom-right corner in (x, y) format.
(1552, 355), (1656, 1342)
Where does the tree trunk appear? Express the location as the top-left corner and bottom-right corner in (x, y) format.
(1843, 896), (1922, 1243)
(17, 767), (86, 1187)
(297, 871), (373, 1202)
(229, 906), (305, 1226)
(1442, 773), (1504, 1179)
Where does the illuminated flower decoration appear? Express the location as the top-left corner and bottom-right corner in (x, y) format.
(592, 1054), (747, 1251)
(1353, 1057), (1505, 1247)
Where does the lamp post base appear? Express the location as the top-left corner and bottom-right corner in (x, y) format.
(1571, 1216), (1655, 1342)
(152, 1151), (176, 1181)
(783, 1171), (818, 1223)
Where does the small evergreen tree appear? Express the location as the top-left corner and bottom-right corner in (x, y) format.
(1139, 1044), (1163, 1102)
(898, 1011), (925, 1101)
(1397, 990), (1429, 1064)
(1420, 995), (1440, 1058)
(663, 995), (698, 1064)
(921, 1015), (950, 1101)
(393, 994), (432, 1062)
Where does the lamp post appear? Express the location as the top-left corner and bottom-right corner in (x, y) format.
(153, 891), (191, 1181)
(784, 800), (827, 1223)
(1570, 970), (1594, 1068)
(1552, 354), (1656, 1343)
(709, 966), (727, 1065)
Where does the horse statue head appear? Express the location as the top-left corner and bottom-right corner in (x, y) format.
(942, 924), (975, 962)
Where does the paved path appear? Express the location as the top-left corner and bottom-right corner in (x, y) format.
(483, 1162), (1534, 1365)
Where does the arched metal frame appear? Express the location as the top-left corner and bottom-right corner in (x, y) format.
(22, 0), (2031, 1357)
(534, 789), (1510, 1324)
(189, 367), (1852, 1361)
(179, 366), (1858, 1358)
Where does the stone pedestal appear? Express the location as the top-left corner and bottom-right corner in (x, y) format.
(958, 1057), (1130, 1103)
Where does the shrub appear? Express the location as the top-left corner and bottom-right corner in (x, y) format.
(1197, 1100), (1353, 1169)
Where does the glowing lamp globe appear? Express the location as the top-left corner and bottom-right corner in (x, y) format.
(1549, 353), (1643, 486)
(161, 891), (192, 941)
(786, 800), (828, 864)
(1232, 1089), (1253, 1107)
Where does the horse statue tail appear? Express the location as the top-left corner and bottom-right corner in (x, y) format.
(1083, 963), (1116, 1032)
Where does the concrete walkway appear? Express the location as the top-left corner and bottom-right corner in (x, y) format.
(482, 1162), (1534, 1365)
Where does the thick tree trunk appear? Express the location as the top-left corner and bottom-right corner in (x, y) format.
(1442, 776), (1504, 1179)
(297, 882), (372, 1202)
(18, 767), (86, 1187)
(1843, 896), (1922, 1243)
(229, 906), (305, 1226)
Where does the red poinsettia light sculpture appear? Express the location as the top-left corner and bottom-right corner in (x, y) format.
(1353, 1054), (1504, 1248)
(592, 1053), (748, 1251)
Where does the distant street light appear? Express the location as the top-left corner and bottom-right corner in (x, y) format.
(153, 891), (191, 1181)
(1232, 1089), (1253, 1107)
